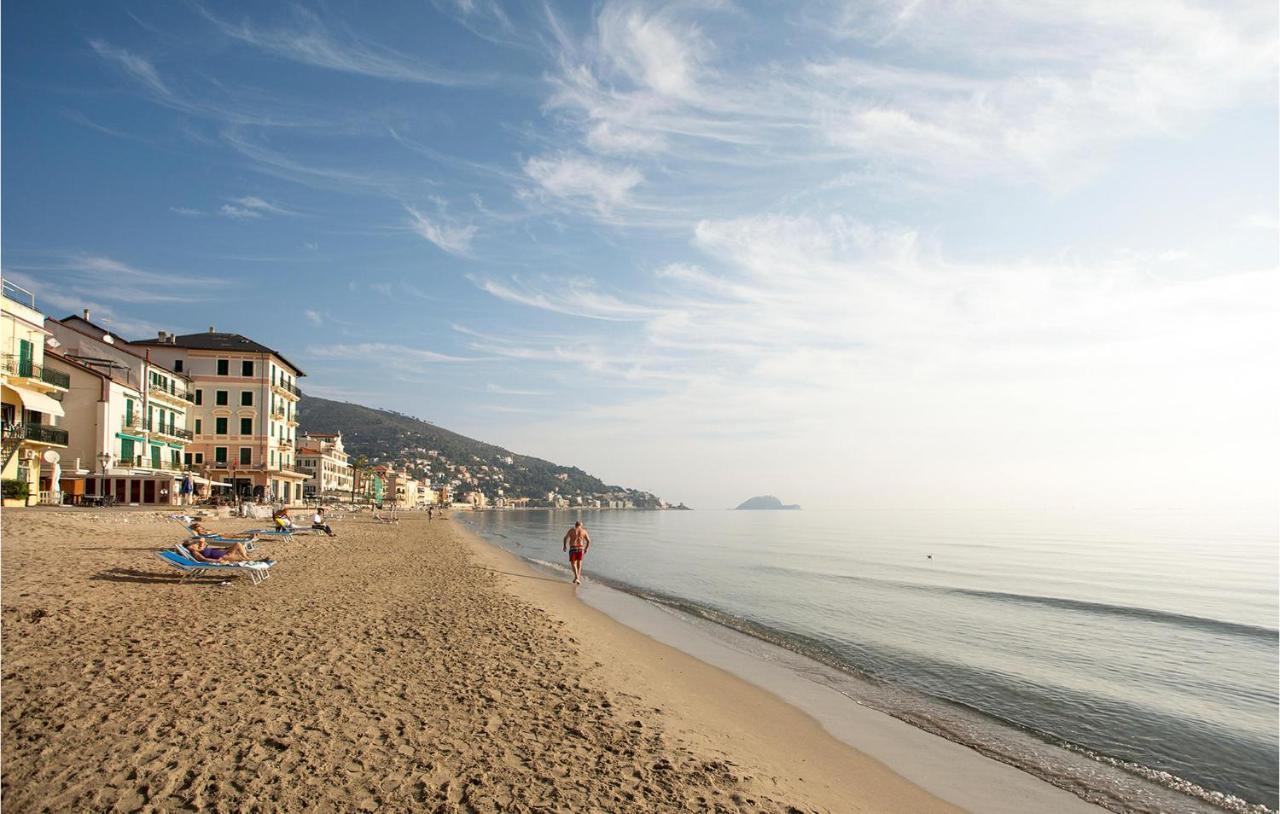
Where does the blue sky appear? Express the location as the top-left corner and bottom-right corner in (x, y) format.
(4, 0), (1277, 510)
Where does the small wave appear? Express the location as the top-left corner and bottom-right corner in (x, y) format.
(755, 564), (1277, 641)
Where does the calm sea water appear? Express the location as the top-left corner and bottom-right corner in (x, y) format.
(463, 507), (1278, 814)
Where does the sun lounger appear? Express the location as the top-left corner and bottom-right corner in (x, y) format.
(154, 550), (274, 586)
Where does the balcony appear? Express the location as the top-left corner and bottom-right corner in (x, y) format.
(152, 425), (194, 441)
(272, 380), (302, 399)
(116, 457), (186, 472)
(122, 414), (145, 432)
(148, 381), (194, 403)
(4, 421), (69, 447)
(2, 357), (70, 389)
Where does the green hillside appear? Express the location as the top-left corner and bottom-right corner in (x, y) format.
(297, 396), (662, 507)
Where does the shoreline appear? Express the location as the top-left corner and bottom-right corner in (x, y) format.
(457, 522), (1107, 814)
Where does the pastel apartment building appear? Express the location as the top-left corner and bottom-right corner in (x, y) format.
(296, 431), (354, 499)
(46, 312), (196, 505)
(1, 281), (70, 506)
(133, 329), (307, 505)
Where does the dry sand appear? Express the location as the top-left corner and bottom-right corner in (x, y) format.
(2, 509), (958, 813)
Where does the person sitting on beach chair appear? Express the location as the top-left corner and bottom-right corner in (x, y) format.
(182, 537), (259, 564)
(272, 506), (293, 531)
(311, 508), (338, 537)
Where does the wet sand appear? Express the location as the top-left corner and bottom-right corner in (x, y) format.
(2, 508), (957, 812)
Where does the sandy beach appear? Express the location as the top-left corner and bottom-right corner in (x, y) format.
(1, 509), (962, 813)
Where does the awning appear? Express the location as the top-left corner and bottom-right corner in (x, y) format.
(116, 432), (145, 443)
(5, 384), (65, 418)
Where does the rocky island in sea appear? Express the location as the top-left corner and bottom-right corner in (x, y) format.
(735, 495), (801, 510)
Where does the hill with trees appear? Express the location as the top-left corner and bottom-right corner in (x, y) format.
(297, 396), (663, 508)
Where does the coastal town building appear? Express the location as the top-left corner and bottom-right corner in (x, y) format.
(132, 329), (307, 505)
(1, 282), (70, 506)
(296, 431), (354, 499)
(46, 312), (197, 504)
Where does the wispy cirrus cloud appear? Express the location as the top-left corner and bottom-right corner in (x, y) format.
(522, 153), (643, 216)
(198, 4), (494, 86)
(406, 206), (477, 255)
(469, 274), (664, 321)
(307, 342), (483, 363)
(220, 195), (299, 219)
(6, 254), (224, 305)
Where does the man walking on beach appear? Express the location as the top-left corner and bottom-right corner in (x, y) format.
(563, 521), (591, 585)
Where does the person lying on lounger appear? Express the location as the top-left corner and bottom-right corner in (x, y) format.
(182, 537), (258, 563)
(189, 522), (258, 541)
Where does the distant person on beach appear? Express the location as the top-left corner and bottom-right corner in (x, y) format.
(563, 521), (591, 585)
(273, 506), (293, 530)
(428, 506), (434, 522)
(311, 508), (337, 537)
(183, 537), (256, 563)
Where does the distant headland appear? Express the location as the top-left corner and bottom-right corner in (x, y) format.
(735, 495), (801, 510)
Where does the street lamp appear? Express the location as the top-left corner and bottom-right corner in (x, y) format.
(97, 452), (112, 504)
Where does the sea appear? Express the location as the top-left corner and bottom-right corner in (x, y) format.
(461, 507), (1279, 814)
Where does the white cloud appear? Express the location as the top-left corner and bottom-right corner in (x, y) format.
(406, 206), (477, 255)
(308, 342), (482, 363)
(541, 0), (1277, 186)
(471, 275), (664, 321)
(199, 5), (491, 86)
(304, 309), (323, 325)
(88, 40), (171, 98)
(595, 2), (709, 100)
(523, 154), (643, 215)
(170, 206), (203, 216)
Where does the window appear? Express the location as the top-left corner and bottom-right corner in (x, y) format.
(242, 360), (254, 377)
(184, 453), (193, 466)
(215, 390), (229, 406)
(239, 447), (252, 465)
(214, 447), (227, 464)
(194, 452), (204, 464)
(120, 437), (135, 463)
(171, 449), (180, 466)
(194, 389), (203, 406)
(194, 419), (202, 434)
(270, 450), (276, 466)
(174, 360), (184, 373)
(217, 359), (229, 376)
(241, 391), (253, 407)
(240, 417), (253, 435)
(215, 417), (228, 435)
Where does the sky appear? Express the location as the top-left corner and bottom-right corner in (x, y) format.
(3, 0), (1277, 511)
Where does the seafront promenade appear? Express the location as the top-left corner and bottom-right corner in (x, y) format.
(0, 509), (957, 813)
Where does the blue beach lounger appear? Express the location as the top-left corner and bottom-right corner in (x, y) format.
(154, 550), (275, 586)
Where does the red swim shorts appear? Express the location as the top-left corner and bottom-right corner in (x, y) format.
(568, 549), (584, 563)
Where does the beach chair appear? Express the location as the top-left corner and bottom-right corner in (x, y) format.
(154, 550), (274, 586)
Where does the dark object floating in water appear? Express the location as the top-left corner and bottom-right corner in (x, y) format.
(735, 495), (801, 510)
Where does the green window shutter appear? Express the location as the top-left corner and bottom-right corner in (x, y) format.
(124, 399), (133, 424)
(151, 445), (161, 468)
(120, 437), (135, 462)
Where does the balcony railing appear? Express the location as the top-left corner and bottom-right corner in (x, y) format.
(151, 425), (194, 441)
(116, 458), (186, 472)
(148, 381), (194, 402)
(2, 357), (70, 389)
(3, 421), (69, 446)
(273, 380), (302, 397)
(122, 414), (145, 431)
